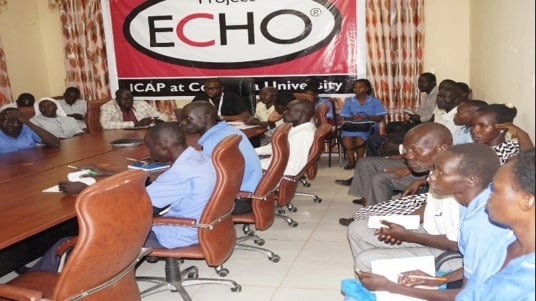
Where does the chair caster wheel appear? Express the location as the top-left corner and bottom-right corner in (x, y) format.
(289, 221), (298, 227)
(288, 206), (297, 213)
(217, 268), (229, 277)
(304, 183), (311, 187)
(270, 255), (281, 263)
(145, 256), (158, 263)
(187, 271), (198, 279)
(277, 208), (285, 214)
(313, 197), (322, 203)
(254, 238), (265, 246)
(231, 285), (242, 293)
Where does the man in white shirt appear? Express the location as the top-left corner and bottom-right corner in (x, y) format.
(100, 88), (169, 130)
(57, 87), (87, 131)
(347, 123), (461, 272)
(255, 99), (316, 176)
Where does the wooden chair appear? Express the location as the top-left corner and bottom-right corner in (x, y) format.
(0, 170), (153, 301)
(86, 99), (109, 133)
(275, 124), (332, 227)
(136, 135), (245, 301)
(233, 123), (291, 262)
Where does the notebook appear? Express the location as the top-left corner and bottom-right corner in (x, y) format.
(127, 161), (170, 172)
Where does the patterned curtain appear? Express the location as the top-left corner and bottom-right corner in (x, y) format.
(0, 37), (13, 106)
(366, 0), (425, 122)
(59, 0), (110, 101)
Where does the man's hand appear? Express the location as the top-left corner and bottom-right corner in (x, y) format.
(135, 117), (155, 127)
(398, 270), (447, 287)
(68, 113), (85, 121)
(374, 221), (410, 245)
(356, 270), (396, 292)
(59, 181), (88, 195)
(384, 166), (411, 181)
(402, 179), (428, 196)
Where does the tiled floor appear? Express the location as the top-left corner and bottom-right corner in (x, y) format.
(1, 155), (360, 301)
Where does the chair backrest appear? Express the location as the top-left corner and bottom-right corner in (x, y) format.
(86, 99), (109, 133)
(304, 124), (333, 179)
(314, 104), (330, 127)
(199, 134), (245, 266)
(252, 123), (291, 230)
(53, 170), (152, 301)
(276, 124), (332, 207)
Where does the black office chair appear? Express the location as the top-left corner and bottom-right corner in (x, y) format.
(220, 78), (256, 115)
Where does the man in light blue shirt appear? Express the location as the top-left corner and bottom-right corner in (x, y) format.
(181, 101), (263, 215)
(0, 107), (60, 155)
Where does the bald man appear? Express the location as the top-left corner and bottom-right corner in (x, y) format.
(347, 123), (461, 273)
(181, 101), (262, 214)
(255, 99), (316, 176)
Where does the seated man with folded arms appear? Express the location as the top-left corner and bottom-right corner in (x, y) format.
(348, 123), (462, 273)
(0, 107), (60, 155)
(180, 101), (263, 215)
(248, 86), (278, 129)
(100, 88), (169, 130)
(255, 99), (316, 176)
(30, 98), (84, 139)
(192, 78), (253, 122)
(357, 143), (510, 300)
(30, 122), (217, 271)
(57, 87), (87, 131)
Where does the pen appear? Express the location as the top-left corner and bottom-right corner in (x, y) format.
(401, 274), (449, 282)
(67, 165), (98, 176)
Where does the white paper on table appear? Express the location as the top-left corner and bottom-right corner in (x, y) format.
(226, 121), (259, 130)
(42, 170), (97, 193)
(367, 215), (420, 230)
(370, 255), (436, 301)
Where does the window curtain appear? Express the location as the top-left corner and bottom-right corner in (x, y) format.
(366, 0), (425, 122)
(58, 0), (110, 101)
(0, 37), (13, 106)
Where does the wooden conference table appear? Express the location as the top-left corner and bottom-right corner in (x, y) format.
(0, 124), (266, 276)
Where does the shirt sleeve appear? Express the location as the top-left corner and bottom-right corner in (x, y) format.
(99, 102), (135, 129)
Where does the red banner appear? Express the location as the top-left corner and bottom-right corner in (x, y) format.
(103, 0), (363, 97)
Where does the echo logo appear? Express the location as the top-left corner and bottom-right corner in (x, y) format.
(123, 0), (341, 69)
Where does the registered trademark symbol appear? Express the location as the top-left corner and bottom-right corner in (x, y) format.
(310, 8), (322, 17)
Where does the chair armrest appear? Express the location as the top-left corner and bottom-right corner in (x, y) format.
(0, 284), (44, 301)
(237, 191), (253, 199)
(55, 237), (78, 257)
(435, 251), (462, 271)
(237, 191), (276, 201)
(153, 217), (196, 227)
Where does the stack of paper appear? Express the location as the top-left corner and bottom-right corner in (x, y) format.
(370, 256), (437, 301)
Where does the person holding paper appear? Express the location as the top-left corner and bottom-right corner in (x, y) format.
(347, 123), (462, 273)
(356, 143), (511, 300)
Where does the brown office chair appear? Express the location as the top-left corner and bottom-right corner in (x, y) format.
(233, 123), (291, 262)
(86, 99), (109, 133)
(275, 124), (332, 227)
(0, 170), (153, 301)
(136, 135), (245, 301)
